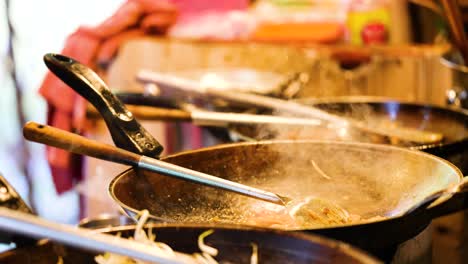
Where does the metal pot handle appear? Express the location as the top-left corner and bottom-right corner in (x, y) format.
(43, 53), (164, 158)
(424, 176), (468, 219)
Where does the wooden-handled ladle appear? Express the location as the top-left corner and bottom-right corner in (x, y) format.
(24, 122), (350, 225)
(24, 121), (290, 206)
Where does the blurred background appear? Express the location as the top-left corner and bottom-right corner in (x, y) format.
(1, 0), (468, 262)
(0, 0), (466, 242)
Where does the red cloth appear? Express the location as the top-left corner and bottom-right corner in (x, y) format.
(38, 0), (177, 194)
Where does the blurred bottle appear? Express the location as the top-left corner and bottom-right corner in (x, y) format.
(346, 0), (391, 45)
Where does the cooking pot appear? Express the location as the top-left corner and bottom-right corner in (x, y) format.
(0, 223), (382, 264)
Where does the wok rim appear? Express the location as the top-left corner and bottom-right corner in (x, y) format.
(108, 140), (464, 231)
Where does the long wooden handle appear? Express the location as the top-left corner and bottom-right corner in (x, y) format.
(23, 123), (292, 205)
(23, 122), (141, 166)
(87, 105), (192, 122)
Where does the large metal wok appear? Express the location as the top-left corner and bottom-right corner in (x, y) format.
(108, 140), (467, 258)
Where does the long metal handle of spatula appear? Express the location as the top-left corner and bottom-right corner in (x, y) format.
(23, 122), (290, 206)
